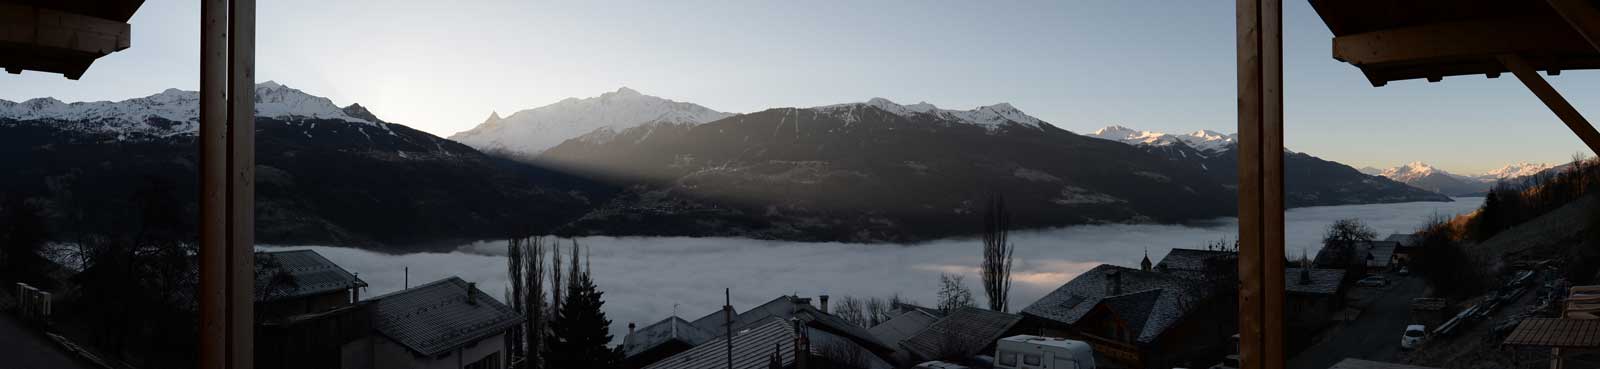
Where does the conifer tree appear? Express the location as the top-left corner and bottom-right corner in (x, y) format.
(545, 249), (622, 369)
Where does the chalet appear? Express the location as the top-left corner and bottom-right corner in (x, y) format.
(899, 307), (1024, 364)
(622, 316), (717, 369)
(633, 295), (897, 369)
(254, 250), (369, 369)
(643, 317), (893, 369)
(341, 277), (523, 369)
(1314, 241), (1400, 273)
(256, 250), (367, 318)
(1284, 268), (1347, 332)
(1020, 264), (1229, 369)
(1384, 233), (1421, 265)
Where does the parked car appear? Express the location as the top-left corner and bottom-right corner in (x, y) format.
(995, 335), (1096, 369)
(1398, 266), (1410, 275)
(1401, 325), (1427, 350)
(1358, 275), (1390, 287)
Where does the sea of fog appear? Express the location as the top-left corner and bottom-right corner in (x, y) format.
(259, 197), (1482, 342)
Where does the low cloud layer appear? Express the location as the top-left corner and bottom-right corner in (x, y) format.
(261, 197), (1480, 343)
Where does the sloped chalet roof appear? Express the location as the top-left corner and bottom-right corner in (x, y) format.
(365, 277), (524, 356)
(624, 316), (718, 358)
(1022, 264), (1211, 344)
(644, 317), (893, 369)
(256, 249), (366, 302)
(900, 307), (1023, 361)
(868, 309), (940, 347)
(1153, 248), (1234, 279)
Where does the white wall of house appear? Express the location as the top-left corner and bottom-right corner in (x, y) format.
(341, 331), (508, 369)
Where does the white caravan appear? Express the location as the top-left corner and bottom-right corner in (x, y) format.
(994, 335), (1096, 369)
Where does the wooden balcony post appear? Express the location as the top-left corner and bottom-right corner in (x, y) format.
(1237, 0), (1285, 367)
(199, 0), (254, 366)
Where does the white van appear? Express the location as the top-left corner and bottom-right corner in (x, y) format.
(994, 335), (1096, 369)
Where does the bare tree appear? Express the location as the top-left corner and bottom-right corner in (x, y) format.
(834, 296), (868, 328)
(981, 193), (1016, 312)
(506, 237), (526, 360)
(937, 273), (976, 314)
(526, 236), (548, 369)
(550, 239), (564, 315)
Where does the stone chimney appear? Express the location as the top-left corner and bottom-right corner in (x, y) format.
(466, 282), (477, 305)
(628, 322), (636, 338)
(819, 295), (830, 314)
(1106, 269), (1123, 296)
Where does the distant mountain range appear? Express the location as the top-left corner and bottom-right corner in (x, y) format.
(0, 82), (611, 250)
(5, 84), (1473, 247)
(1083, 126), (1449, 207)
(1368, 161), (1557, 196)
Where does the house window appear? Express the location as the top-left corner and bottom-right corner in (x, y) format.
(998, 351), (1019, 367)
(1023, 354), (1041, 366)
(465, 352), (499, 369)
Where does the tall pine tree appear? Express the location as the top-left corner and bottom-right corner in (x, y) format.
(545, 245), (622, 369)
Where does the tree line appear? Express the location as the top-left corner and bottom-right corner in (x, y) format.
(503, 236), (622, 369)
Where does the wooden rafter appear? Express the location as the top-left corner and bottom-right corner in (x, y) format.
(1332, 17), (1599, 86)
(1499, 54), (1600, 156)
(1549, 0), (1600, 52)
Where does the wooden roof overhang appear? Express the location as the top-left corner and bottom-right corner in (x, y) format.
(1311, 0), (1600, 154)
(0, 0), (144, 80)
(1503, 318), (1600, 348)
(1312, 0), (1600, 86)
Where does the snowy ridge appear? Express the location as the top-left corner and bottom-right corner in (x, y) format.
(449, 87), (732, 156)
(1378, 162), (1464, 183)
(1085, 125), (1238, 153)
(813, 97), (1046, 128)
(1476, 162), (1553, 182)
(0, 81), (373, 137)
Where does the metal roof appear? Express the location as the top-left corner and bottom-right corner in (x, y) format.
(714, 296), (896, 354)
(256, 250), (365, 302)
(365, 276), (525, 356)
(1021, 264), (1211, 344)
(1153, 248), (1234, 279)
(623, 316), (718, 358)
(900, 307), (1022, 361)
(867, 309), (939, 347)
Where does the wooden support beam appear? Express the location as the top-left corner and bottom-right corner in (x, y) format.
(1500, 54), (1600, 156)
(199, 0), (255, 367)
(1238, 0), (1285, 368)
(197, 0), (227, 367)
(228, 0), (256, 368)
(0, 3), (131, 54)
(1550, 0), (1600, 53)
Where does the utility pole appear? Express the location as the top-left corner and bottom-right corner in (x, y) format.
(725, 288), (734, 369)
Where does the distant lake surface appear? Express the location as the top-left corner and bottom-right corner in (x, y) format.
(260, 197), (1482, 342)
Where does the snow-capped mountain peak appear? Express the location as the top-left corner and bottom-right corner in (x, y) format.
(814, 97), (1047, 129)
(0, 82), (373, 138)
(1378, 162), (1460, 183)
(1479, 162), (1552, 181)
(1085, 125), (1238, 153)
(448, 88), (732, 156)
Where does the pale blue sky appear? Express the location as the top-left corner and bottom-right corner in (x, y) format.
(4, 0), (1596, 174)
